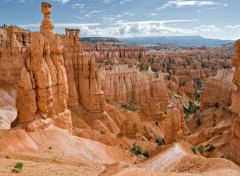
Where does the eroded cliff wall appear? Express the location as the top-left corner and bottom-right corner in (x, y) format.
(201, 69), (235, 110)
(228, 40), (240, 165)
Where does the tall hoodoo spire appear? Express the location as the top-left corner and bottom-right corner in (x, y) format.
(40, 2), (54, 32)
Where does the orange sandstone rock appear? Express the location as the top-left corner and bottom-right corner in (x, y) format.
(201, 69), (235, 110)
(11, 2), (72, 132)
(228, 40), (240, 165)
(164, 95), (188, 144)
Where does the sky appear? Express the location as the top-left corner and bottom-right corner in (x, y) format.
(0, 0), (239, 40)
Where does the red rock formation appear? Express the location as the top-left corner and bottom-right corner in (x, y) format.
(98, 66), (169, 119)
(228, 40), (240, 165)
(146, 47), (233, 81)
(179, 80), (196, 99)
(164, 95), (188, 144)
(11, 2), (72, 132)
(200, 69), (235, 110)
(1, 3), (240, 175)
(80, 42), (146, 63)
(0, 27), (28, 84)
(63, 29), (107, 113)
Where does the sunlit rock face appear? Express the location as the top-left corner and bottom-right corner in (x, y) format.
(228, 40), (240, 165)
(80, 42), (146, 63)
(63, 29), (107, 113)
(11, 2), (72, 132)
(0, 27), (29, 84)
(97, 66), (169, 119)
(164, 95), (188, 144)
(200, 69), (235, 110)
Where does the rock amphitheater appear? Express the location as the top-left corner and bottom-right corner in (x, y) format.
(0, 2), (239, 176)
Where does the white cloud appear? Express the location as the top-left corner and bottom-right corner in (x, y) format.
(115, 19), (198, 25)
(194, 25), (222, 32)
(51, 0), (71, 4)
(148, 13), (158, 16)
(113, 20), (198, 37)
(123, 12), (134, 16)
(18, 21), (239, 40)
(72, 3), (85, 9)
(85, 10), (103, 18)
(18, 23), (100, 28)
(120, 0), (132, 5)
(18, 20), (199, 37)
(157, 0), (225, 10)
(225, 25), (240, 29)
(103, 0), (112, 4)
(1, 0), (27, 3)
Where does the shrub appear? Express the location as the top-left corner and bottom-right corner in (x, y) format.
(132, 143), (150, 158)
(143, 150), (150, 158)
(121, 104), (140, 112)
(151, 67), (158, 72)
(180, 81), (186, 87)
(220, 153), (226, 158)
(215, 103), (219, 108)
(14, 162), (23, 170)
(201, 62), (207, 68)
(106, 60), (113, 65)
(156, 138), (165, 146)
(5, 155), (10, 159)
(178, 166), (185, 173)
(213, 122), (216, 127)
(196, 114), (202, 126)
(218, 132), (224, 135)
(184, 101), (200, 116)
(206, 143), (215, 152)
(12, 162), (23, 173)
(213, 114), (217, 127)
(195, 79), (204, 101)
(198, 145), (205, 155)
(167, 73), (171, 80)
(196, 78), (204, 90)
(132, 143), (143, 155)
(49, 146), (52, 150)
(192, 146), (198, 154)
(194, 90), (201, 100)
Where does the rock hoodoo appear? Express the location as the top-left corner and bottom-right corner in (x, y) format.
(63, 29), (107, 113)
(164, 95), (188, 144)
(11, 2), (72, 132)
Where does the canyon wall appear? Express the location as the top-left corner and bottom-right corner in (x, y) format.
(98, 65), (169, 119)
(228, 40), (240, 165)
(63, 29), (107, 113)
(80, 42), (146, 63)
(200, 69), (235, 110)
(63, 29), (170, 120)
(0, 27), (29, 84)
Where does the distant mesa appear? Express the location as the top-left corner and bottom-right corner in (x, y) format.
(120, 35), (235, 47)
(81, 37), (121, 44)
